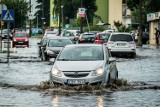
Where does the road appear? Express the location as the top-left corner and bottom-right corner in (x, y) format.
(0, 38), (160, 107)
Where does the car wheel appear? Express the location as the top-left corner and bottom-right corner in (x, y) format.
(131, 53), (136, 58)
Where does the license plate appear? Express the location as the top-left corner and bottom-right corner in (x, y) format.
(117, 43), (126, 46)
(18, 42), (24, 43)
(67, 79), (85, 85)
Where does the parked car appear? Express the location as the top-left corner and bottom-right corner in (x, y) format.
(0, 29), (13, 40)
(12, 32), (29, 47)
(50, 44), (118, 86)
(77, 32), (96, 44)
(107, 32), (136, 58)
(60, 30), (79, 43)
(67, 30), (80, 37)
(94, 32), (111, 44)
(40, 36), (73, 61)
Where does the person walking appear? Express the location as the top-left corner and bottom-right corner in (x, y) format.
(154, 28), (159, 45)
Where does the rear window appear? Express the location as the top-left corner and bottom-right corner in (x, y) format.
(110, 34), (133, 42)
(82, 34), (95, 38)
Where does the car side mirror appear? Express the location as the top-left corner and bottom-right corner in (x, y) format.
(37, 42), (41, 45)
(108, 57), (116, 64)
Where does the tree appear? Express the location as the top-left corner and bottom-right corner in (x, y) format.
(1, 0), (29, 28)
(34, 0), (50, 27)
(52, 0), (97, 26)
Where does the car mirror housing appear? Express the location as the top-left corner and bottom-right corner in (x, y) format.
(108, 57), (116, 64)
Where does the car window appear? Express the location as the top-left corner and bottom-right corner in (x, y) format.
(15, 33), (27, 37)
(110, 34), (133, 42)
(82, 34), (95, 38)
(58, 46), (104, 61)
(48, 39), (72, 47)
(99, 33), (110, 42)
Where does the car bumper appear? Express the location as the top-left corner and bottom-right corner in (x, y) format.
(13, 41), (29, 46)
(50, 73), (105, 86)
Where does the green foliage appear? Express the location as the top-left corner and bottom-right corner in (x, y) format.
(52, 0), (97, 25)
(89, 25), (105, 31)
(114, 20), (130, 32)
(35, 0), (50, 27)
(1, 0), (29, 28)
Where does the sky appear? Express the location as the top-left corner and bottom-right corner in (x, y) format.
(26, 0), (39, 14)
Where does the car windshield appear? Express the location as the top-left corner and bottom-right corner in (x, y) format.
(110, 34), (133, 42)
(15, 33), (27, 37)
(82, 34), (95, 38)
(41, 38), (49, 45)
(62, 32), (74, 37)
(57, 46), (104, 61)
(48, 39), (72, 47)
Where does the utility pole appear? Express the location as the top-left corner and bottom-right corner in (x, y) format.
(42, 0), (45, 34)
(80, 0), (83, 33)
(138, 0), (142, 46)
(58, 0), (62, 35)
(0, 1), (3, 52)
(29, 0), (31, 37)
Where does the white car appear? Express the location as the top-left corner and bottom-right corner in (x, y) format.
(107, 32), (136, 58)
(44, 31), (58, 37)
(50, 44), (118, 86)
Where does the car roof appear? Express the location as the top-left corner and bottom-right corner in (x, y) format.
(47, 36), (71, 40)
(65, 44), (103, 48)
(111, 32), (131, 35)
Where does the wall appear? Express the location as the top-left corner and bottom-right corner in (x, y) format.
(108, 0), (122, 28)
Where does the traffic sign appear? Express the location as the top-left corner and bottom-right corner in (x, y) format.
(2, 10), (14, 22)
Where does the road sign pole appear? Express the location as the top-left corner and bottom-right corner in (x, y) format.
(7, 22), (10, 63)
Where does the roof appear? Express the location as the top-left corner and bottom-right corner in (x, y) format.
(65, 44), (103, 48)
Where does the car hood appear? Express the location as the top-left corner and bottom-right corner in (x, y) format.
(55, 61), (104, 71)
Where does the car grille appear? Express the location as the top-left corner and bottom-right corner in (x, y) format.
(62, 71), (90, 78)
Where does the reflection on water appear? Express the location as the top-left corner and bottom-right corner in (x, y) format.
(98, 96), (103, 107)
(52, 95), (59, 107)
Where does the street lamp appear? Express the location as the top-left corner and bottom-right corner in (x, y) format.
(61, 5), (64, 30)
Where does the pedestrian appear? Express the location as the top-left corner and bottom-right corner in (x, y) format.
(154, 28), (159, 45)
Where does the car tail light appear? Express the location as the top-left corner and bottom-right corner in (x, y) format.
(108, 41), (113, 44)
(80, 38), (85, 42)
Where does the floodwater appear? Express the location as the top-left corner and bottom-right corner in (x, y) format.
(0, 38), (160, 107)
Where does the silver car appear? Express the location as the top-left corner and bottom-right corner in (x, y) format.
(107, 32), (136, 58)
(50, 44), (118, 86)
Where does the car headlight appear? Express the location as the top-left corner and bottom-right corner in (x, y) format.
(92, 66), (104, 76)
(51, 67), (62, 77)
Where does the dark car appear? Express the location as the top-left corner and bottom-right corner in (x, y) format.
(77, 32), (96, 44)
(37, 36), (52, 57)
(0, 29), (13, 40)
(40, 36), (73, 61)
(94, 32), (110, 44)
(13, 32), (29, 47)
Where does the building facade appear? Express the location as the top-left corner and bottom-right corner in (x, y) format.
(147, 12), (160, 45)
(95, 0), (123, 28)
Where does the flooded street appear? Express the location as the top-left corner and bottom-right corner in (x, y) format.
(0, 38), (160, 107)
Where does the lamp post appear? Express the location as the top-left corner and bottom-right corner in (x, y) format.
(61, 5), (64, 30)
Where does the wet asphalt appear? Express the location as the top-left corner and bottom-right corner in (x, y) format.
(0, 38), (160, 107)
